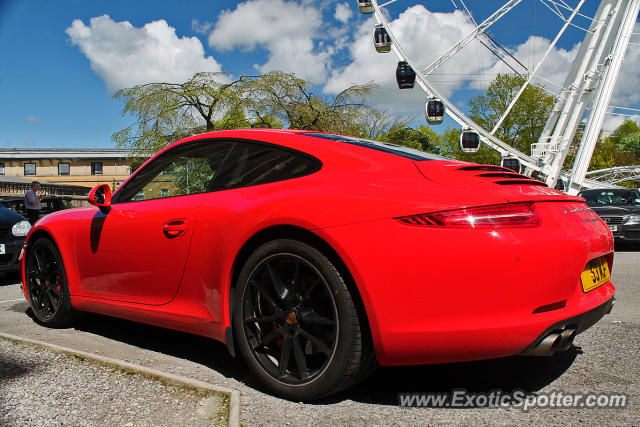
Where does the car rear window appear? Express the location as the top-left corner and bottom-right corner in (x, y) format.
(301, 133), (448, 161)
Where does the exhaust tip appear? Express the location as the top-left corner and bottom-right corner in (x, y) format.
(521, 327), (577, 357)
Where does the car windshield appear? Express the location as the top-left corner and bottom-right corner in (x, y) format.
(579, 189), (640, 206)
(301, 133), (450, 161)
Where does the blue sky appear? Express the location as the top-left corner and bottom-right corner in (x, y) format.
(0, 0), (638, 149)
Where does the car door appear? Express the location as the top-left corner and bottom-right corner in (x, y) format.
(74, 140), (233, 305)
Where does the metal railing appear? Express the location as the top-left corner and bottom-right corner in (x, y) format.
(0, 181), (91, 197)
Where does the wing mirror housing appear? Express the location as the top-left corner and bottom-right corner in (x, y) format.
(87, 184), (112, 213)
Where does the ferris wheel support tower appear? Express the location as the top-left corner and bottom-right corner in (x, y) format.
(539, 0), (640, 194)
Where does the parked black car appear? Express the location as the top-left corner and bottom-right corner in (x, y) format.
(0, 196), (72, 220)
(578, 188), (640, 243)
(0, 205), (31, 272)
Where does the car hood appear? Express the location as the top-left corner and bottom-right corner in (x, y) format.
(413, 161), (583, 204)
(0, 206), (26, 225)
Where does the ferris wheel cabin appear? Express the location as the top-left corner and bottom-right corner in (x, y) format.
(460, 129), (480, 153)
(501, 157), (521, 173)
(396, 61), (416, 89)
(374, 25), (391, 53)
(425, 98), (445, 124)
(358, 0), (374, 14)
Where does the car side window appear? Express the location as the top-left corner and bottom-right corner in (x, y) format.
(114, 140), (234, 203)
(211, 142), (319, 190)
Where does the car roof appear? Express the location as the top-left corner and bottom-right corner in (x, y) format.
(162, 129), (447, 164)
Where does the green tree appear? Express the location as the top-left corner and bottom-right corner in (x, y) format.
(113, 71), (381, 157)
(469, 73), (554, 155)
(113, 72), (250, 156)
(377, 124), (441, 153)
(588, 120), (640, 171)
(247, 71), (378, 137)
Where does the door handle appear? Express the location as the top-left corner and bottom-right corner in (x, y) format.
(163, 219), (188, 238)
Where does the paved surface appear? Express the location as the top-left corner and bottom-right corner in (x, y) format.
(0, 248), (638, 426)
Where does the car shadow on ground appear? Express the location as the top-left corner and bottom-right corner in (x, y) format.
(21, 309), (578, 405)
(325, 349), (579, 405)
(0, 272), (21, 287)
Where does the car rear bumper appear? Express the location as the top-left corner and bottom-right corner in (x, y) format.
(315, 200), (615, 366)
(519, 296), (614, 356)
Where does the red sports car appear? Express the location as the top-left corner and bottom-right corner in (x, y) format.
(20, 129), (615, 400)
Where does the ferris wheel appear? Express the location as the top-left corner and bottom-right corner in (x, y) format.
(357, 0), (640, 194)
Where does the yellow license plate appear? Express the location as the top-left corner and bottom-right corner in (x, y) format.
(580, 257), (611, 292)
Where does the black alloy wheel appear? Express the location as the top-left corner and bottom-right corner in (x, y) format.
(25, 237), (75, 327)
(234, 239), (366, 400)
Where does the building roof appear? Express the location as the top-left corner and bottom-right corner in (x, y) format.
(0, 148), (134, 159)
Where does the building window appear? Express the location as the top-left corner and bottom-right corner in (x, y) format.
(133, 191), (145, 201)
(24, 163), (36, 176)
(58, 162), (70, 176)
(162, 163), (174, 175)
(0, 163), (4, 175)
(161, 188), (169, 197)
(91, 162), (103, 175)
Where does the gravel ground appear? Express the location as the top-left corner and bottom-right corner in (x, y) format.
(0, 339), (228, 426)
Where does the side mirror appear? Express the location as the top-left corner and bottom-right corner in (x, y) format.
(88, 184), (112, 213)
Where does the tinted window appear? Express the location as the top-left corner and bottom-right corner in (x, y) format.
(579, 189), (640, 206)
(114, 140), (233, 203)
(301, 133), (448, 161)
(211, 142), (319, 190)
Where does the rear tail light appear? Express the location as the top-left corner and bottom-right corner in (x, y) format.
(396, 203), (540, 228)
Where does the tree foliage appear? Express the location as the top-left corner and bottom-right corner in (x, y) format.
(377, 124), (441, 153)
(113, 71), (380, 157)
(469, 73), (554, 155)
(589, 120), (640, 171)
(246, 71), (377, 137)
(113, 72), (249, 156)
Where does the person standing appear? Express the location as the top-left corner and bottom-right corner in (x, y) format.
(25, 181), (44, 224)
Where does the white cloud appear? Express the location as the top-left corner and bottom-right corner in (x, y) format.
(208, 0), (331, 84)
(191, 18), (212, 35)
(25, 115), (39, 123)
(611, 23), (640, 106)
(66, 15), (223, 90)
(334, 2), (353, 24)
(478, 36), (580, 94)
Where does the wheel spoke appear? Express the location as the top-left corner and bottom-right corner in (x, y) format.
(33, 249), (46, 274)
(252, 280), (283, 311)
(300, 310), (335, 326)
(298, 329), (331, 356)
(290, 259), (301, 295)
(245, 312), (283, 324)
(278, 331), (293, 378)
(292, 335), (309, 380)
(301, 277), (320, 302)
(253, 327), (284, 352)
(46, 290), (59, 312)
(266, 261), (289, 300)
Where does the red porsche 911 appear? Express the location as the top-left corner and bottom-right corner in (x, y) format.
(20, 129), (615, 400)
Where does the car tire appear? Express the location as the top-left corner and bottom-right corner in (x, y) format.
(233, 239), (365, 400)
(25, 237), (76, 327)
